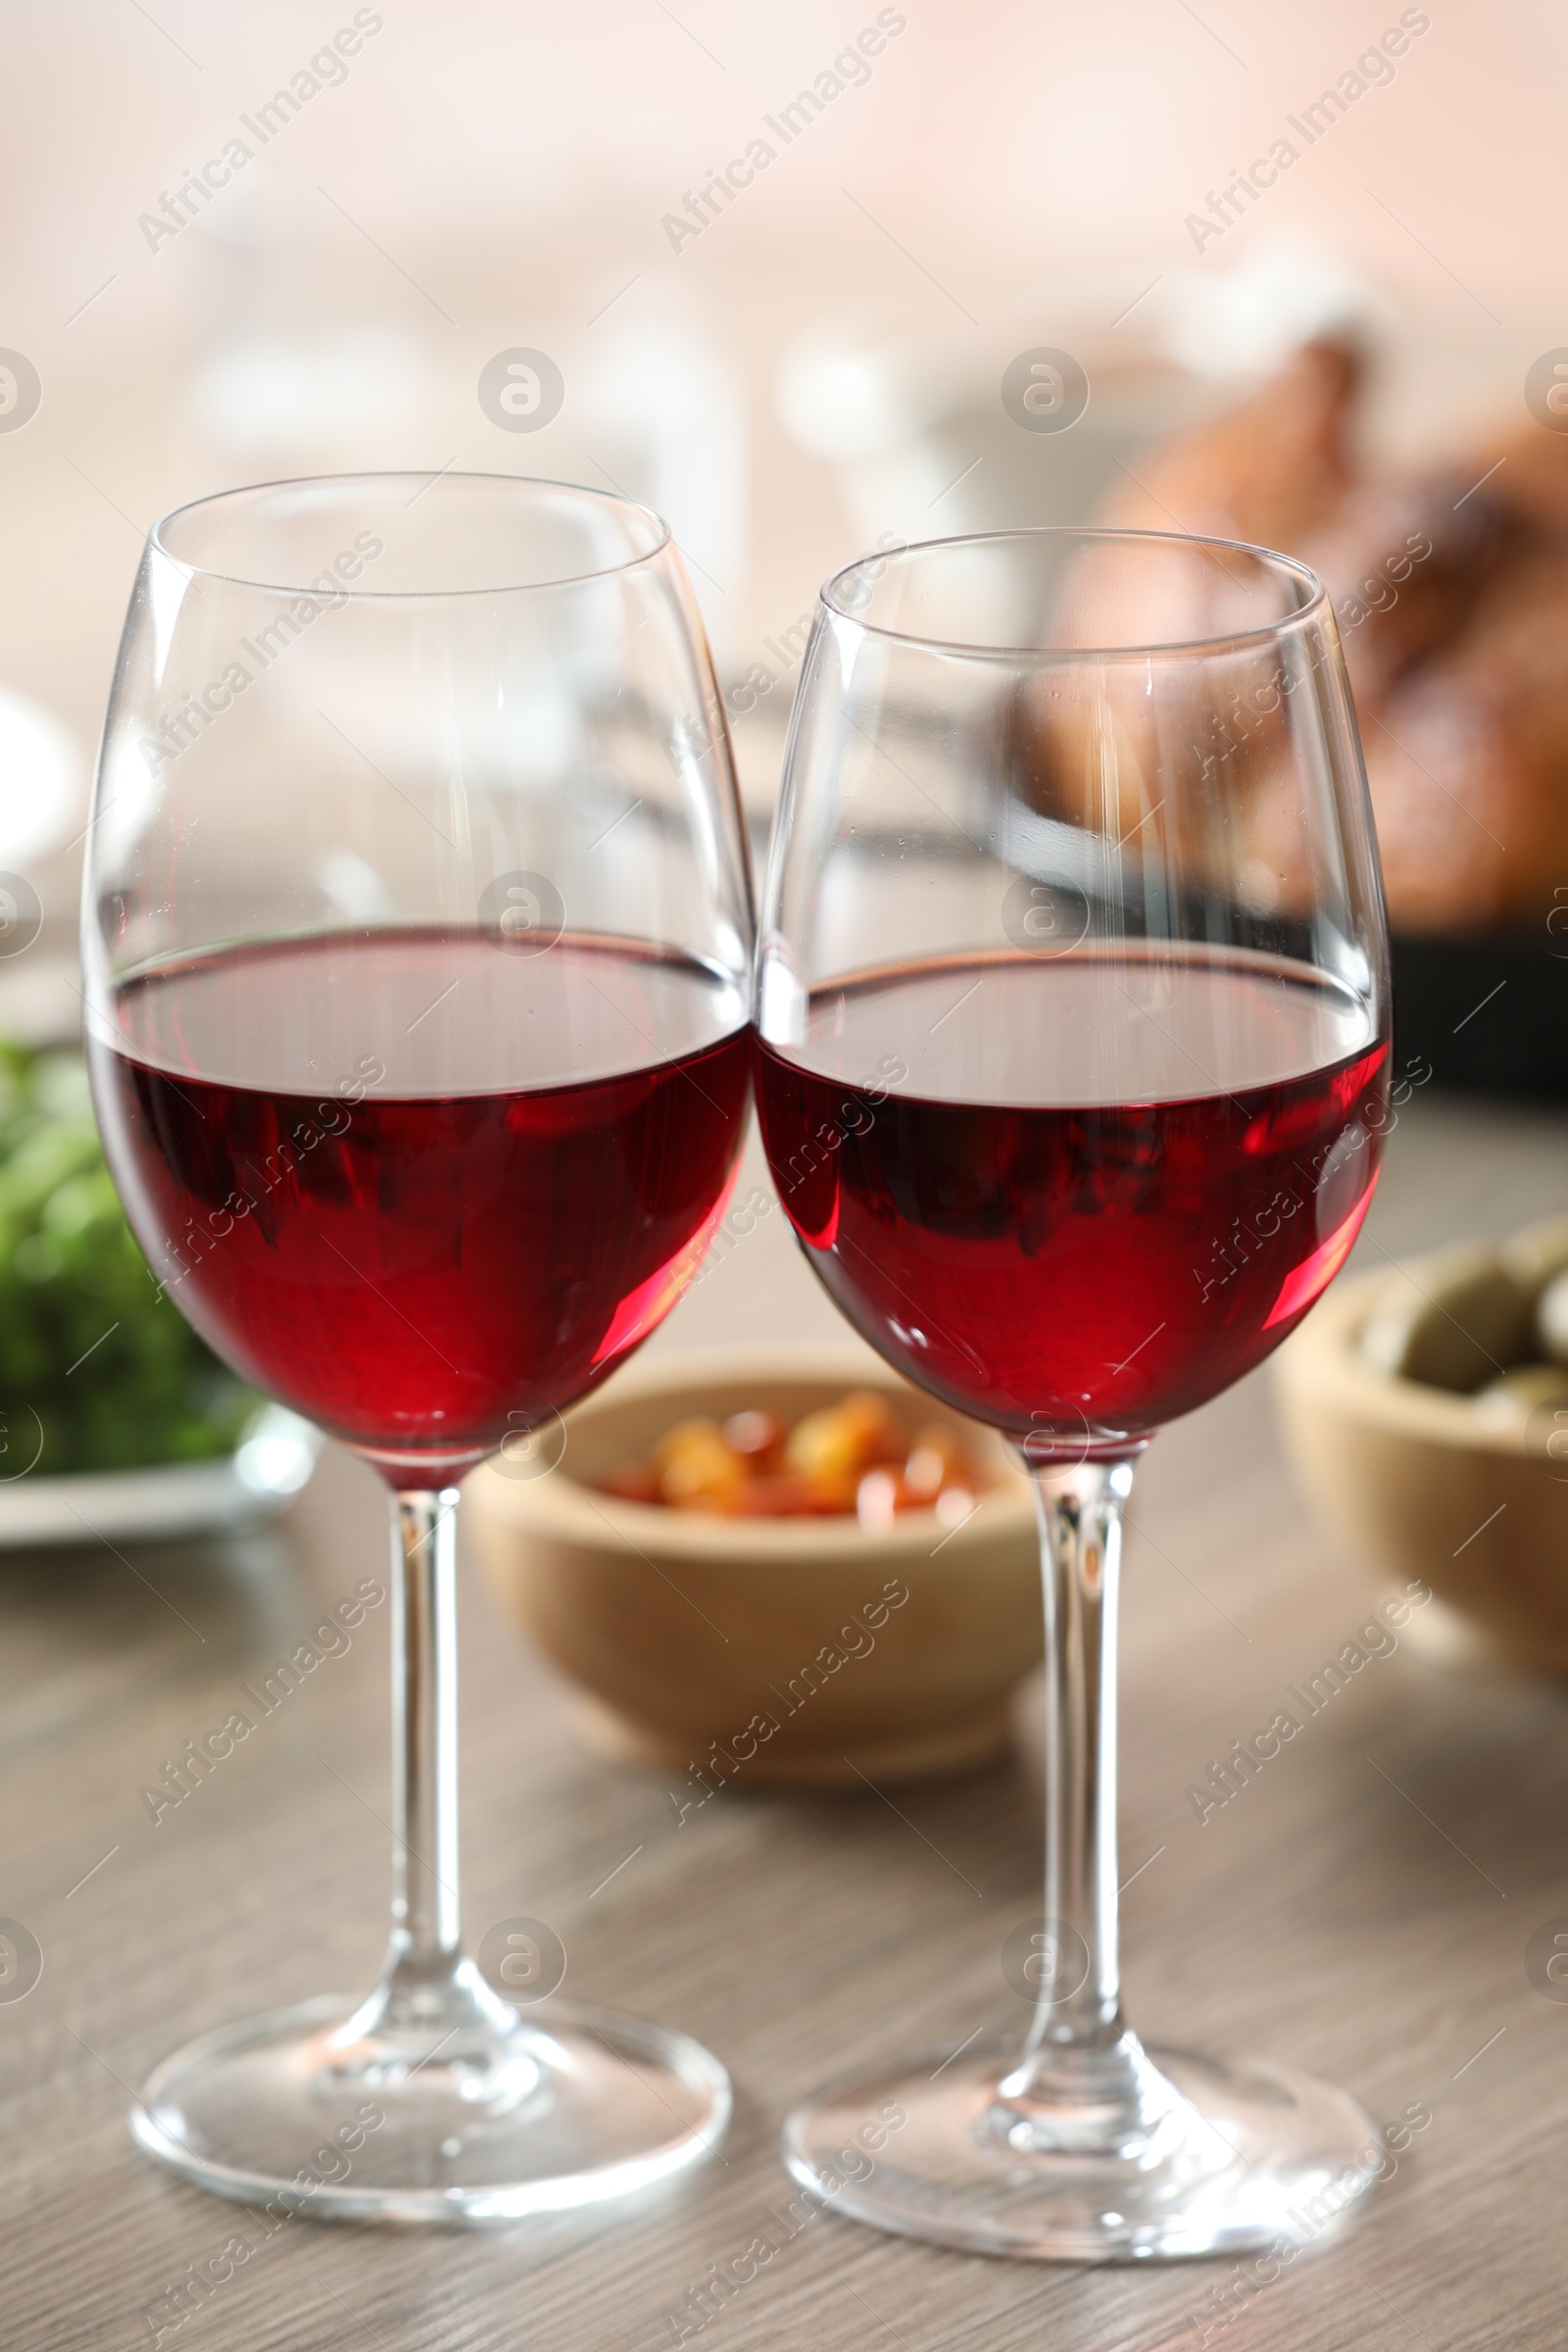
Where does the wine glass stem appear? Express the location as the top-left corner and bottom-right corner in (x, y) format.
(1011, 1455), (1141, 2101)
(390, 1487), (463, 1979)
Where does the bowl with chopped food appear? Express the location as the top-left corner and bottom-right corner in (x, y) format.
(0, 1045), (319, 1544)
(466, 1349), (1040, 1785)
(1275, 1211), (1568, 1668)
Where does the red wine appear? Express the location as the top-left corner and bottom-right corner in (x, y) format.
(89, 933), (749, 1480)
(756, 949), (1388, 1451)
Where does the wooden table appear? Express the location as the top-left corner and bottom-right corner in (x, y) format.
(6, 1090), (1568, 2352)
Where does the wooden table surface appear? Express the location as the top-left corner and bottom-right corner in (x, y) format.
(7, 1090), (1568, 2352)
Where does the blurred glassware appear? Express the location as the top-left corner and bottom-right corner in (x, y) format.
(0, 687), (81, 869)
(577, 315), (749, 672)
(774, 244), (1387, 548)
(187, 326), (430, 460)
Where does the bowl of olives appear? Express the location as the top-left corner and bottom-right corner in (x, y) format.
(1275, 1211), (1568, 1669)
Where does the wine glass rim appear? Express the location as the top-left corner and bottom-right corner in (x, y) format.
(820, 524), (1329, 660)
(147, 470), (674, 599)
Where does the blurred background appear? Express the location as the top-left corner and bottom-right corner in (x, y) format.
(7, 25), (1568, 2340)
(5, 0), (1568, 1497)
(2, 0), (1564, 1012)
(9, 0), (1568, 1505)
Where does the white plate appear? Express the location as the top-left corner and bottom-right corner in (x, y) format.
(0, 1404), (322, 1548)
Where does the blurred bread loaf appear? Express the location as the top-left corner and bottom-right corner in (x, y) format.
(1102, 338), (1361, 554)
(1095, 346), (1568, 934)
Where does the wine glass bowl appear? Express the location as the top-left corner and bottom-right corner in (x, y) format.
(758, 527), (1387, 1465)
(91, 933), (751, 1485)
(90, 474), (750, 1487)
(84, 473), (751, 2222)
(756, 525), (1391, 2259)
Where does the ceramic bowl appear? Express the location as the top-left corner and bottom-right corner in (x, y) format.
(466, 1349), (1041, 1786)
(1274, 1263), (1568, 1669)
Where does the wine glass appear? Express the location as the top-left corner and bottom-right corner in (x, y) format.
(755, 525), (1392, 2260)
(83, 473), (753, 2224)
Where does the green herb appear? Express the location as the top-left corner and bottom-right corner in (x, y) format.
(0, 1045), (256, 1474)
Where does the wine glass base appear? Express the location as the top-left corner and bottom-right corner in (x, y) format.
(130, 1992), (731, 2226)
(782, 2038), (1381, 2262)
